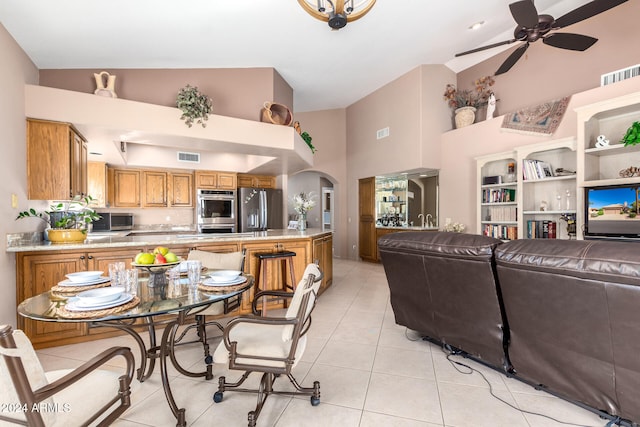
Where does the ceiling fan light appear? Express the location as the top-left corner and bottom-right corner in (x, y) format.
(298, 0), (376, 29)
(468, 20), (485, 30)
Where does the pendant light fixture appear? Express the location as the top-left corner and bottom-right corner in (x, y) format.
(297, 0), (376, 30)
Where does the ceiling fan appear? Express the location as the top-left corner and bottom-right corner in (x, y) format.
(455, 0), (628, 76)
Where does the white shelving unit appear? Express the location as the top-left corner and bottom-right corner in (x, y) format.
(576, 91), (640, 238)
(475, 151), (518, 240)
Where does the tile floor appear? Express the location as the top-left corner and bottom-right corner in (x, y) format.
(36, 259), (608, 427)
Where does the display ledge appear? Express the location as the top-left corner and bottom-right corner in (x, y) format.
(481, 221), (517, 225)
(6, 229), (331, 253)
(481, 202), (517, 206)
(523, 210), (577, 215)
(584, 143), (640, 156)
(481, 182), (517, 188)
(582, 177), (640, 187)
(523, 175), (576, 183)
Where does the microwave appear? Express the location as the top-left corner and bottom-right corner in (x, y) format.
(92, 213), (134, 231)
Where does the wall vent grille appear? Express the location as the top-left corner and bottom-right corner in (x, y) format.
(177, 151), (200, 163)
(601, 64), (640, 86)
(376, 127), (390, 140)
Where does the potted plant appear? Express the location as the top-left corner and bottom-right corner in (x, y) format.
(16, 195), (101, 243)
(443, 76), (495, 128)
(176, 85), (213, 128)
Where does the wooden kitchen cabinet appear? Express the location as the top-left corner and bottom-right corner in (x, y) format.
(88, 161), (107, 207)
(108, 168), (141, 207)
(312, 234), (333, 293)
(359, 177), (377, 262)
(142, 170), (168, 207)
(237, 174), (276, 189)
(169, 172), (194, 207)
(16, 247), (144, 347)
(195, 171), (237, 190)
(27, 119), (88, 200)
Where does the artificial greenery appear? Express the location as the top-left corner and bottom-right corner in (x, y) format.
(621, 121), (640, 146)
(176, 85), (213, 128)
(16, 195), (101, 230)
(301, 131), (316, 153)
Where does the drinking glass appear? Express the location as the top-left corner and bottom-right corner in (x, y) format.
(123, 268), (138, 296)
(108, 262), (125, 286)
(186, 260), (202, 289)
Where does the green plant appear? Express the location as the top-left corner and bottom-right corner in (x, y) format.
(300, 131), (316, 153)
(621, 121), (640, 146)
(176, 85), (213, 128)
(16, 195), (101, 230)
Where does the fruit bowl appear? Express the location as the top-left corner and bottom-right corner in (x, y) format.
(131, 260), (182, 287)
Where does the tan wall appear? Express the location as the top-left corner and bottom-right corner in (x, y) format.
(1, 23), (39, 327)
(39, 68), (292, 122)
(456, 1), (639, 117)
(293, 109), (348, 258)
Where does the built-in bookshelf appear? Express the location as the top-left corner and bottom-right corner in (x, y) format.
(476, 151), (518, 240)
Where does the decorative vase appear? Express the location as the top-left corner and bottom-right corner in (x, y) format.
(454, 106), (477, 129)
(297, 213), (307, 231)
(47, 229), (87, 244)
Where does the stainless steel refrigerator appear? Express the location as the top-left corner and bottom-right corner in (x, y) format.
(237, 188), (283, 232)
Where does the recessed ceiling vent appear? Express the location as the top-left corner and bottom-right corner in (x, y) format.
(601, 64), (640, 86)
(177, 151), (200, 163)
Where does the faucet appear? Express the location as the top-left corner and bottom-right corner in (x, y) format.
(417, 213), (425, 228)
(426, 214), (433, 228)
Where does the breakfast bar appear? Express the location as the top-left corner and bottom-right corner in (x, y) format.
(7, 229), (333, 348)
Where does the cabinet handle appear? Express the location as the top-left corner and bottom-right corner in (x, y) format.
(87, 255), (93, 260)
(80, 255), (85, 260)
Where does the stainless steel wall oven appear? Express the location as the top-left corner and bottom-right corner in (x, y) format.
(196, 189), (236, 233)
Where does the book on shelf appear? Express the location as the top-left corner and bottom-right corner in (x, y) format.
(526, 220), (557, 239)
(522, 159), (555, 180)
(482, 188), (516, 203)
(482, 224), (517, 240)
(485, 205), (517, 222)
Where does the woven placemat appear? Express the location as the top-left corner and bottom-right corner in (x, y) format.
(51, 281), (112, 294)
(198, 279), (250, 293)
(57, 296), (140, 319)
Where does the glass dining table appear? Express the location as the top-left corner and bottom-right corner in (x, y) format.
(17, 271), (254, 427)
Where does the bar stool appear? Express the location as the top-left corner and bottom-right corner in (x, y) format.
(254, 251), (297, 315)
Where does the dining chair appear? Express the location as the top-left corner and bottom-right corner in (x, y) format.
(212, 263), (323, 427)
(175, 249), (246, 365)
(0, 324), (134, 427)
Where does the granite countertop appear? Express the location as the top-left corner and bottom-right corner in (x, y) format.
(6, 228), (332, 253)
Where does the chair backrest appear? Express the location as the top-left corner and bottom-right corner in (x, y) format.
(0, 325), (56, 426)
(282, 263), (323, 342)
(188, 249), (246, 271)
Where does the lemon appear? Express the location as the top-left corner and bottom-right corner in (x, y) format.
(135, 252), (155, 265)
(164, 252), (178, 263)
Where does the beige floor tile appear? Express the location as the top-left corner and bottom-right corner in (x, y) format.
(330, 323), (381, 345)
(377, 325), (433, 353)
(315, 339), (377, 371)
(438, 382), (529, 427)
(191, 393), (291, 427)
(431, 350), (508, 391)
(365, 372), (443, 424)
(360, 411), (444, 427)
(275, 399), (362, 427)
(373, 346), (435, 380)
(299, 363), (371, 409)
(511, 392), (606, 427)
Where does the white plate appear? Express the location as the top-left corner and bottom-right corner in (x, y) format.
(57, 277), (110, 287)
(208, 270), (242, 282)
(201, 276), (247, 287)
(65, 293), (134, 311)
(66, 271), (104, 283)
(76, 287), (124, 305)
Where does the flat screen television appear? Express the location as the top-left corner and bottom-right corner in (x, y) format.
(584, 184), (640, 239)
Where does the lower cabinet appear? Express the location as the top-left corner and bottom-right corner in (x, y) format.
(17, 247), (144, 347)
(313, 234), (333, 293)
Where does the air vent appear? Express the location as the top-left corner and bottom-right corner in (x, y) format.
(376, 127), (390, 140)
(177, 151), (200, 163)
(601, 64), (640, 86)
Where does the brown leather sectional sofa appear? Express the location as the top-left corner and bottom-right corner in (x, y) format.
(378, 232), (640, 426)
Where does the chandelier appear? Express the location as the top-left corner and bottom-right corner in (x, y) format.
(297, 0), (376, 30)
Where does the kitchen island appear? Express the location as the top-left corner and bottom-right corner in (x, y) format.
(8, 229), (332, 348)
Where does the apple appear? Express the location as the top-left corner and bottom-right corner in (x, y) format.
(155, 253), (167, 264)
(135, 252), (155, 265)
(153, 246), (170, 256)
(164, 252), (178, 263)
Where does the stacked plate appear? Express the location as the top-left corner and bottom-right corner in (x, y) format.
(57, 271), (110, 287)
(201, 270), (245, 287)
(65, 287), (133, 311)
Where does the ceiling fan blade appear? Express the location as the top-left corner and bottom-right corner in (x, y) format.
(553, 0), (628, 28)
(543, 32), (598, 51)
(455, 39), (518, 57)
(495, 43), (529, 76)
(509, 0), (539, 28)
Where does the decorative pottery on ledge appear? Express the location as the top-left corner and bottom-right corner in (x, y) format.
(47, 229), (88, 244)
(454, 106), (477, 129)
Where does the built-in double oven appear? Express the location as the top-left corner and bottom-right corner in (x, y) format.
(196, 189), (236, 233)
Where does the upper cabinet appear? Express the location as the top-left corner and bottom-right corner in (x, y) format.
(87, 161), (107, 207)
(27, 119), (88, 200)
(108, 168), (141, 208)
(237, 174), (276, 189)
(169, 172), (194, 207)
(195, 171), (237, 190)
(142, 170), (168, 207)
(107, 167), (194, 208)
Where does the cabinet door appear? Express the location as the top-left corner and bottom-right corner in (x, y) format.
(88, 161), (107, 207)
(18, 252), (87, 345)
(359, 177), (377, 262)
(112, 169), (141, 207)
(195, 171), (217, 189)
(240, 242), (281, 312)
(27, 119), (72, 200)
(217, 173), (237, 190)
(169, 172), (194, 207)
(237, 175), (254, 188)
(255, 175), (275, 189)
(312, 235), (333, 293)
(142, 170), (168, 207)
(87, 248), (145, 273)
(71, 129), (88, 198)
